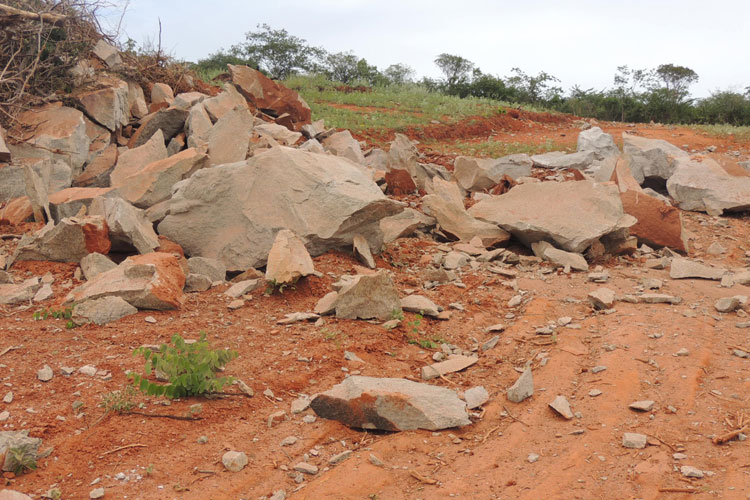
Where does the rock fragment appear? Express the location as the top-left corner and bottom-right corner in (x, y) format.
(507, 367), (533, 403)
(222, 451), (248, 472)
(622, 433), (647, 449)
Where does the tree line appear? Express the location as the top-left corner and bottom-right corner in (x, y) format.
(194, 24), (750, 126)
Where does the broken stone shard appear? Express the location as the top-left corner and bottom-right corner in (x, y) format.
(333, 271), (401, 321)
(265, 229), (317, 285)
(310, 376), (470, 431)
(507, 367), (533, 403)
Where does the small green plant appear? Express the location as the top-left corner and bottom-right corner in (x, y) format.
(390, 309), (404, 321)
(407, 312), (423, 336)
(265, 279), (296, 295)
(129, 333), (238, 398)
(33, 306), (76, 329)
(100, 385), (138, 414)
(321, 329), (347, 347)
(144, 464), (155, 477)
(5, 445), (37, 475)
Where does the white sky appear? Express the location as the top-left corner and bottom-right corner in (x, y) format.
(111, 0), (750, 98)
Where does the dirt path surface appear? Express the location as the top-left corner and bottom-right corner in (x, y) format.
(1, 114), (749, 500)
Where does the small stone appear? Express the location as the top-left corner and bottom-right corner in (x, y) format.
(1, 392), (10, 404)
(89, 488), (105, 499)
(588, 389), (602, 397)
(629, 400), (655, 412)
(464, 386), (489, 409)
(294, 462), (318, 475)
(328, 450), (352, 465)
(591, 366), (607, 374)
(144, 316), (156, 323)
(79, 365), (97, 376)
(527, 453), (540, 463)
(549, 395), (574, 419)
(302, 415), (316, 424)
(481, 335), (500, 351)
(706, 242), (726, 255)
(588, 288), (615, 310)
(369, 453), (385, 467)
(507, 295), (522, 308)
(507, 367), (533, 403)
(37, 365), (53, 382)
(673, 453), (688, 460)
(715, 296), (741, 313)
(291, 397), (311, 414)
(197, 435), (208, 444)
(680, 465), (704, 478)
(228, 299), (244, 310)
(674, 348), (689, 357)
(344, 351), (365, 363)
(267, 410), (286, 428)
(0, 411), (9, 421)
(222, 451), (248, 472)
(733, 349), (749, 359)
(280, 436), (298, 447)
(269, 490), (287, 500)
(622, 433), (647, 449)
(558, 316), (572, 326)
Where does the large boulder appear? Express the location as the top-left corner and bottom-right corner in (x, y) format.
(127, 106), (188, 148)
(47, 187), (115, 223)
(423, 177), (510, 246)
(311, 376), (470, 431)
(89, 197), (159, 254)
(65, 252), (185, 310)
(158, 147), (402, 271)
(453, 154), (532, 192)
(332, 271), (401, 320)
(11, 216), (110, 264)
(469, 180), (636, 253)
(623, 134), (689, 184)
(185, 102), (212, 151)
(76, 78), (130, 131)
(10, 104), (90, 175)
(73, 143), (118, 188)
(380, 208), (436, 243)
(115, 148), (209, 208)
(228, 64), (312, 130)
(0, 159), (71, 203)
(202, 85), (248, 123)
(612, 159), (688, 251)
(666, 158), (750, 215)
(577, 127), (619, 158)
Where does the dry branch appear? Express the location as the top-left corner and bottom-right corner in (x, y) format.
(0, 4), (67, 24)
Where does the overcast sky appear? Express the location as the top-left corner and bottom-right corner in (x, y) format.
(111, 0), (750, 98)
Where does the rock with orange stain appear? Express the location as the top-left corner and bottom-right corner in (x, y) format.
(310, 376), (470, 431)
(65, 252), (185, 310)
(10, 216), (110, 264)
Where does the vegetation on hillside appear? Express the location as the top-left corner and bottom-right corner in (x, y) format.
(194, 24), (750, 127)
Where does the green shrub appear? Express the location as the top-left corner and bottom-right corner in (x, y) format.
(129, 333), (237, 398)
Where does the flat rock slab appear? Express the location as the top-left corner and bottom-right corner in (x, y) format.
(401, 295), (440, 317)
(464, 386), (489, 409)
(0, 278), (41, 305)
(629, 400), (655, 412)
(622, 432), (647, 449)
(670, 258), (725, 280)
(549, 395), (574, 419)
(588, 287), (616, 310)
(421, 355), (477, 380)
(310, 376), (470, 431)
(333, 271), (401, 321)
(265, 229), (317, 285)
(469, 180), (635, 253)
(72, 296), (137, 326)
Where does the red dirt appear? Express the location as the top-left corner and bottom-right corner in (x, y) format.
(1, 112), (749, 500)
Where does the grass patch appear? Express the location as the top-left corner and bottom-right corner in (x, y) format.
(425, 138), (571, 158)
(689, 124), (750, 141)
(285, 75), (549, 133)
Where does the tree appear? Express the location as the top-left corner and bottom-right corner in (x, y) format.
(235, 24), (325, 79)
(324, 51), (360, 83)
(654, 63), (699, 104)
(434, 53), (474, 88)
(505, 68), (562, 104)
(383, 63), (415, 85)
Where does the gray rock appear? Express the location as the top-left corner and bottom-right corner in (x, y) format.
(328, 450), (352, 465)
(269, 490), (287, 500)
(208, 108), (252, 166)
(92, 39), (122, 68)
(680, 465), (704, 478)
(464, 386), (489, 409)
(577, 127), (619, 158)
(185, 102), (212, 151)
(37, 365), (53, 382)
(421, 355), (477, 380)
(507, 367), (533, 403)
(0, 278), (41, 305)
(715, 296), (741, 313)
(670, 258), (725, 280)
(0, 430), (42, 472)
(32, 283), (53, 302)
(0, 126), (10, 163)
(310, 376), (470, 431)
(111, 130), (168, 186)
(130, 106), (188, 148)
(291, 397), (311, 414)
(0, 489), (32, 500)
(0, 159), (71, 204)
(352, 234), (376, 269)
(629, 400), (655, 412)
(379, 208), (436, 244)
(314, 291), (338, 315)
(333, 271), (401, 321)
(77, 78), (130, 132)
(623, 134), (689, 184)
(549, 395), (574, 419)
(11, 216), (109, 264)
(184, 273), (212, 292)
(531, 241), (588, 271)
(452, 154), (532, 191)
(622, 432), (647, 449)
(639, 293), (681, 305)
(322, 130), (365, 165)
(72, 296), (138, 326)
(80, 253), (117, 281)
(423, 178), (510, 247)
(667, 158), (750, 215)
(469, 181), (635, 253)
(443, 251), (469, 270)
(89, 488), (105, 499)
(89, 197), (158, 254)
(222, 451), (248, 472)
(158, 147), (401, 271)
(531, 151), (595, 170)
(293, 462), (319, 475)
(401, 295), (440, 317)
(187, 257), (226, 283)
(265, 229), (317, 285)
(225, 279), (262, 298)
(588, 288), (616, 310)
